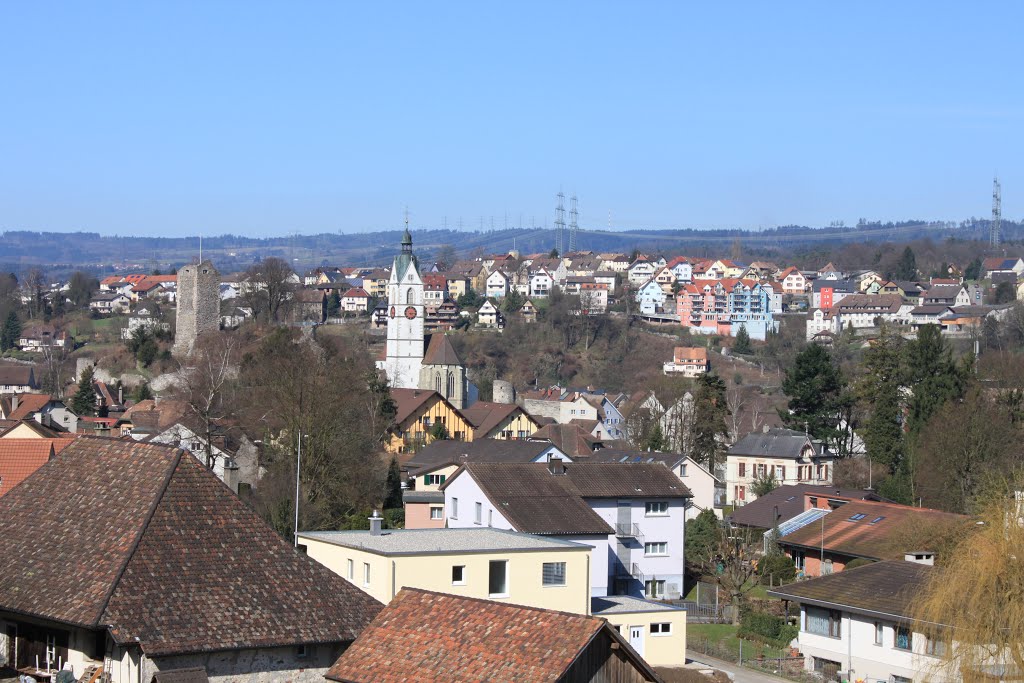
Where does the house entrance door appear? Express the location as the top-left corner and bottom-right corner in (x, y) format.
(629, 626), (644, 657)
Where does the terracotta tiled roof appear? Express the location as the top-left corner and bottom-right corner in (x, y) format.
(342, 287), (369, 298)
(0, 439), (382, 653)
(727, 484), (886, 530)
(673, 346), (708, 364)
(768, 560), (933, 622)
(779, 499), (964, 561)
(325, 588), (659, 683)
(7, 393), (54, 420)
(0, 439), (54, 496)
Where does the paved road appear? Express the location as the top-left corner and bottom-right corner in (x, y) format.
(687, 653), (792, 683)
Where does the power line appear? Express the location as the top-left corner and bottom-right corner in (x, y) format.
(991, 176), (1002, 248)
(569, 194), (579, 252)
(554, 191), (566, 255)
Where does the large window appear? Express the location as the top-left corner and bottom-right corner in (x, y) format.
(645, 501), (669, 516)
(926, 636), (948, 657)
(489, 560), (509, 597)
(424, 474), (446, 486)
(429, 507), (443, 520)
(805, 608), (841, 638)
(644, 579), (665, 598)
(542, 562), (566, 587)
(644, 542), (668, 556)
(894, 625), (912, 651)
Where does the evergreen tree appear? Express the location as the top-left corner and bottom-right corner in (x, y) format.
(71, 365), (96, 416)
(327, 290), (341, 317)
(859, 326), (908, 501)
(733, 325), (751, 354)
(780, 344), (845, 442)
(132, 382), (154, 402)
(684, 509), (719, 565)
(903, 324), (966, 435)
(893, 246), (918, 280)
(1, 310), (21, 351)
(644, 423), (665, 452)
(964, 257), (982, 281)
(691, 373), (729, 468)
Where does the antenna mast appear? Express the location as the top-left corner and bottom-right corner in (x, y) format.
(569, 194), (579, 253)
(991, 177), (1002, 248)
(555, 191), (566, 255)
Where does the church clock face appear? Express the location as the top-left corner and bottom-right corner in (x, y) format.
(389, 306), (396, 319)
(405, 306), (417, 320)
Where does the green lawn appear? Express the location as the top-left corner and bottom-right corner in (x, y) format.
(688, 623), (788, 660)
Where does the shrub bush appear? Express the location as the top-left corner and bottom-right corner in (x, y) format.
(758, 553), (796, 585)
(738, 610), (799, 648)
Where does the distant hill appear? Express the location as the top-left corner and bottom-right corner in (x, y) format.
(1, 218), (1020, 275)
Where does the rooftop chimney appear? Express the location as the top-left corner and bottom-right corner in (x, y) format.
(904, 552), (934, 566)
(369, 509), (383, 536)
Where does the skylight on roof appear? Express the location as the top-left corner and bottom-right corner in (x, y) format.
(869, 516), (885, 524)
(786, 496), (796, 502)
(848, 513), (867, 521)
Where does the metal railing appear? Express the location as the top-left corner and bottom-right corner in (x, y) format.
(614, 522), (644, 541)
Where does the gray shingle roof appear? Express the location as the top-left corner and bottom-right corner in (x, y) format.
(451, 462), (690, 535)
(406, 439), (560, 474)
(767, 560), (933, 622)
(728, 428), (828, 460)
(590, 595), (684, 615)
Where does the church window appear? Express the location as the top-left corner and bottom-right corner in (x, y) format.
(435, 372), (442, 394)
(446, 372), (455, 398)
(406, 289), (415, 305)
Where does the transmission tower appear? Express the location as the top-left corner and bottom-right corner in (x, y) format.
(554, 191), (566, 255)
(991, 177), (1002, 248)
(569, 194), (579, 253)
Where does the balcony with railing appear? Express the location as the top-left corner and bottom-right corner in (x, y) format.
(614, 523), (644, 542)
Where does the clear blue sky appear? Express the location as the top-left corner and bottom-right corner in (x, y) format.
(1, 2), (1021, 236)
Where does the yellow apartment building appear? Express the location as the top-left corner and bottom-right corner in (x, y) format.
(298, 527), (592, 616)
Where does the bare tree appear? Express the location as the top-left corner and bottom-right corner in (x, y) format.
(688, 523), (762, 625)
(39, 330), (72, 398)
(21, 268), (46, 319)
(243, 257), (296, 322)
(171, 331), (240, 469)
(725, 384), (748, 443)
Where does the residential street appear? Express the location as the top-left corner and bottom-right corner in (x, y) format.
(687, 654), (792, 683)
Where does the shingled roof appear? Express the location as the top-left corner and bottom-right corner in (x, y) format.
(459, 401), (528, 437)
(325, 588), (661, 683)
(445, 462), (690, 535)
(7, 393), (55, 421)
(0, 439), (382, 655)
(768, 560), (933, 623)
(405, 440), (562, 475)
(779, 499), (964, 561)
(728, 428), (829, 460)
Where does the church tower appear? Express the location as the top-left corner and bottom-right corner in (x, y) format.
(382, 227), (425, 388)
(420, 334), (468, 409)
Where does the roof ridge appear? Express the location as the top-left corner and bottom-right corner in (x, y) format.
(93, 447), (184, 627)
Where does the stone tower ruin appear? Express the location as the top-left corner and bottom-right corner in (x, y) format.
(173, 260), (220, 357)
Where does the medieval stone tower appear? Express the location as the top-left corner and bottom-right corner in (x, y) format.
(173, 260), (220, 356)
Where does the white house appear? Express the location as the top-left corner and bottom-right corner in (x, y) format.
(805, 308), (840, 341)
(476, 299), (503, 327)
(768, 559), (950, 683)
(726, 428), (837, 506)
(485, 270), (511, 298)
(636, 279), (668, 314)
(529, 269), (553, 298)
(442, 461), (690, 600)
(595, 451), (722, 521)
(668, 259), (693, 283)
(627, 260), (657, 286)
(340, 287), (371, 312)
(778, 267), (808, 294)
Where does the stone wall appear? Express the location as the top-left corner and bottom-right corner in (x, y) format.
(174, 260), (220, 357)
(145, 644), (344, 683)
